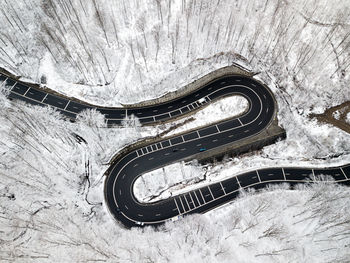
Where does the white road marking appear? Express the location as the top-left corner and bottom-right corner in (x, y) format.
(119, 190), (122, 195)
(173, 198), (181, 214)
(164, 153), (170, 156)
(0, 77), (8, 87)
(258, 121), (262, 126)
(207, 186), (215, 200)
(282, 168), (287, 181)
(198, 189), (206, 203)
(63, 101), (70, 110)
(212, 139), (218, 142)
(183, 195), (190, 208)
(215, 125), (220, 132)
(188, 192), (196, 208)
(256, 170), (262, 182)
(7, 87), (82, 117)
(23, 86), (30, 96)
(238, 118), (243, 126)
(340, 168), (348, 179)
(236, 177), (242, 188)
(193, 191), (201, 205)
(133, 163), (139, 167)
(125, 205), (129, 210)
(148, 157), (154, 160)
(196, 131), (200, 138)
(219, 182), (227, 195)
(41, 93), (48, 102)
(10, 81), (17, 89)
(178, 196), (186, 212)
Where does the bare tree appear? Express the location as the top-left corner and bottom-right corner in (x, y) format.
(137, 15), (148, 48)
(153, 25), (161, 61)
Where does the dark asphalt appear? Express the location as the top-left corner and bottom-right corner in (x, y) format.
(1, 72), (349, 228)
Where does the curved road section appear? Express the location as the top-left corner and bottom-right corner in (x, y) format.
(1, 72), (349, 228)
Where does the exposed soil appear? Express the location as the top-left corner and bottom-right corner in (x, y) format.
(311, 101), (350, 134)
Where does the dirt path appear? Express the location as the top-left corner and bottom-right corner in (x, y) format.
(311, 101), (350, 134)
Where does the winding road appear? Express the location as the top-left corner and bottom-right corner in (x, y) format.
(1, 71), (349, 228)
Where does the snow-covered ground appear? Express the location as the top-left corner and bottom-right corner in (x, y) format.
(1, 0), (350, 262)
(134, 161), (205, 202)
(166, 95), (248, 135)
(333, 110), (341, 120)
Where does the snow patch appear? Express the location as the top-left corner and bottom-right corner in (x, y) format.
(168, 95), (248, 136)
(134, 161), (204, 202)
(333, 110), (341, 120)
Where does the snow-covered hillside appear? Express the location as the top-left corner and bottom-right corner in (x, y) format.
(0, 0), (349, 108)
(0, 0), (350, 262)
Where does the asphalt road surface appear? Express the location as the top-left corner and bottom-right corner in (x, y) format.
(1, 72), (349, 228)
